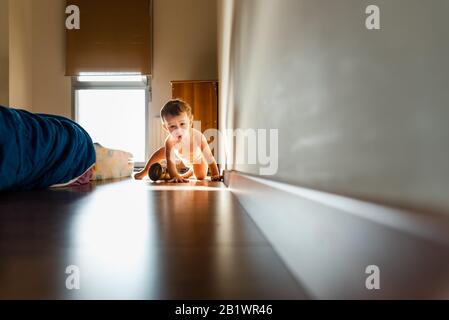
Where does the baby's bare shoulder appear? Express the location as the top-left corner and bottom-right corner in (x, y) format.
(191, 129), (206, 144)
(191, 128), (206, 140)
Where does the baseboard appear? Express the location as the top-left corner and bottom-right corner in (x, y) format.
(225, 170), (449, 299)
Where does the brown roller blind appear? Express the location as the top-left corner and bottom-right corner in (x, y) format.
(66, 0), (152, 76)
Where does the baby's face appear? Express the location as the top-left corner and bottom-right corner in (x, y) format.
(163, 113), (192, 142)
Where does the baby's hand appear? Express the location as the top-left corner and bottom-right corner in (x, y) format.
(211, 174), (222, 182)
(169, 175), (189, 183)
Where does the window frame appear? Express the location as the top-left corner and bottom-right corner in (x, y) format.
(71, 75), (151, 169)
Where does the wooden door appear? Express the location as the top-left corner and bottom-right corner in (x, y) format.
(171, 80), (218, 133)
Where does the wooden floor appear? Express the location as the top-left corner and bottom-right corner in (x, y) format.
(0, 178), (308, 299)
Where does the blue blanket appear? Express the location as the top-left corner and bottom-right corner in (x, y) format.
(0, 106), (96, 191)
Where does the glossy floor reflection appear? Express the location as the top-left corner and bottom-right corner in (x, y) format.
(0, 179), (308, 299)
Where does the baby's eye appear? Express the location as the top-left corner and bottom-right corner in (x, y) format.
(180, 123), (186, 126)
(170, 126), (176, 129)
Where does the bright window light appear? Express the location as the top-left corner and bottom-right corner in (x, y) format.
(76, 89), (146, 163)
(77, 74), (146, 82)
(78, 72), (140, 75)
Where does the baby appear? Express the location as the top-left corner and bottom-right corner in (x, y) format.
(134, 99), (221, 183)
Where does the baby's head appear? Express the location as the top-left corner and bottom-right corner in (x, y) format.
(161, 99), (193, 142)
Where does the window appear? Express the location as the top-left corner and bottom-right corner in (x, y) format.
(74, 73), (150, 166)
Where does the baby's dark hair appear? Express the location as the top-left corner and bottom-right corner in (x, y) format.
(160, 99), (193, 122)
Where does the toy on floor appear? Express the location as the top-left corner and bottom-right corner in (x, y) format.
(148, 161), (170, 181)
(147, 160), (225, 182)
(148, 160), (191, 182)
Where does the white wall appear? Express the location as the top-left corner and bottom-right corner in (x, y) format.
(9, 0), (33, 110)
(0, 0), (9, 106)
(8, 0), (69, 114)
(218, 0), (449, 213)
(31, 0), (71, 117)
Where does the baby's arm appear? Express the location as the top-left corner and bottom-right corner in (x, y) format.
(165, 139), (189, 183)
(134, 146), (165, 180)
(134, 158), (152, 180)
(200, 134), (221, 181)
